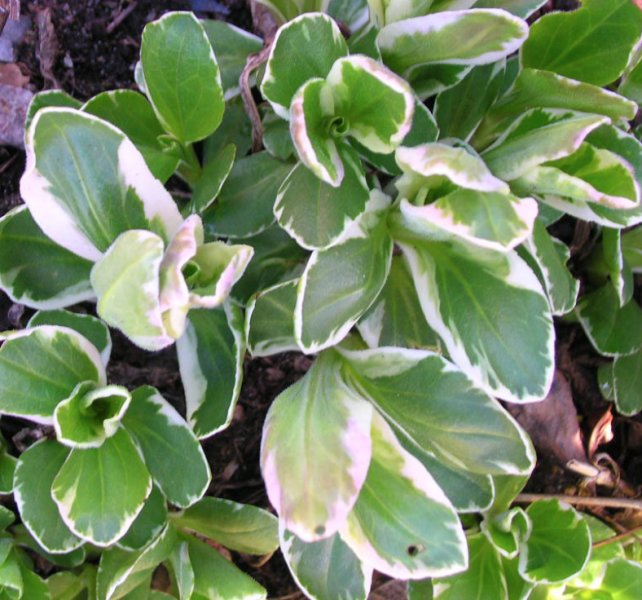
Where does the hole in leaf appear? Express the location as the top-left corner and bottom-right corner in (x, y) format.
(314, 525), (325, 536)
(407, 544), (424, 557)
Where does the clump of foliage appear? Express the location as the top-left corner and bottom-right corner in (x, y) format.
(0, 0), (640, 598)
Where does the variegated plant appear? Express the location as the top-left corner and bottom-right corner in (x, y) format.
(0, 0), (641, 598)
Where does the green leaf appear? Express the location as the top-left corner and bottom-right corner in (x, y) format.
(342, 347), (535, 475)
(117, 486), (167, 552)
(262, 110), (296, 160)
(482, 108), (609, 181)
(622, 226), (642, 272)
(434, 61), (506, 142)
(261, 13), (348, 118)
(602, 228), (634, 306)
(619, 50), (642, 105)
(520, 0), (642, 86)
(0, 549), (23, 599)
(22, 108), (182, 261)
(473, 0), (547, 19)
(576, 284), (642, 357)
(203, 151), (293, 238)
(600, 558), (642, 599)
(326, 55), (415, 154)
(13, 525), (86, 569)
(52, 429), (152, 546)
(612, 349), (642, 415)
(246, 279), (298, 357)
(122, 386), (210, 508)
(167, 539), (194, 600)
(481, 508), (530, 559)
(367, 0), (433, 26)
(261, 352), (373, 541)
(357, 255), (441, 350)
(200, 20), (262, 99)
(14, 440), (83, 553)
(377, 9), (528, 78)
(0, 206), (93, 310)
(141, 12), (224, 143)
(475, 69), (637, 148)
(29, 309), (111, 366)
(275, 147), (369, 250)
(203, 97), (252, 162)
(296, 192), (393, 352)
(280, 528), (371, 600)
(232, 224), (307, 304)
(189, 144), (236, 214)
(47, 571), (88, 600)
(82, 90), (181, 182)
(521, 220), (579, 316)
(97, 525), (177, 600)
(342, 413), (467, 579)
(176, 305), (245, 439)
(0, 453), (16, 496)
(172, 497), (278, 555)
(397, 238), (554, 402)
(54, 382), (131, 449)
(520, 499), (591, 584)
(25, 89), (81, 131)
(432, 533), (506, 599)
(91, 231), (172, 351)
(187, 535), (267, 600)
(0, 326), (105, 422)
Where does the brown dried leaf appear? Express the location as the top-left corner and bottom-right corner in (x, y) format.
(0, 82), (32, 147)
(507, 370), (588, 466)
(0, 63), (29, 88)
(35, 7), (60, 88)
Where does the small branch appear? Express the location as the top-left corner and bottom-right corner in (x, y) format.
(106, 0), (138, 35)
(240, 44), (272, 153)
(515, 493), (642, 511)
(592, 524), (642, 549)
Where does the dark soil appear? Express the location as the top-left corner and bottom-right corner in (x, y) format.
(0, 0), (640, 598)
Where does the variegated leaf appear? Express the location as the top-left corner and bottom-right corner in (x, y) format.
(0, 206), (94, 310)
(246, 279), (299, 357)
(54, 383), (131, 449)
(0, 326), (105, 423)
(14, 440), (84, 554)
(117, 486), (167, 551)
(341, 413), (467, 580)
(280, 526), (372, 600)
(326, 55), (414, 154)
(475, 69), (637, 148)
(21, 108), (182, 261)
(261, 352), (373, 542)
(482, 108), (610, 181)
(358, 255), (441, 350)
(396, 143), (509, 194)
(261, 12), (348, 118)
(91, 230), (172, 351)
(82, 90), (181, 182)
(295, 192), (393, 353)
(275, 146), (369, 250)
(176, 304), (245, 439)
(122, 386), (210, 508)
(29, 309), (112, 367)
(52, 428), (152, 546)
(376, 9), (528, 78)
(341, 347), (535, 475)
(398, 238), (554, 402)
(520, 220), (579, 316)
(395, 192), (537, 252)
(513, 143), (640, 212)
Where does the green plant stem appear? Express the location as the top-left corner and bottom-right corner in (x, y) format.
(515, 493), (642, 510)
(176, 143), (202, 188)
